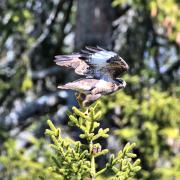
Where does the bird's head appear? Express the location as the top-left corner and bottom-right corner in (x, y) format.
(107, 55), (129, 72)
(118, 56), (129, 71)
(115, 78), (127, 88)
(106, 55), (129, 82)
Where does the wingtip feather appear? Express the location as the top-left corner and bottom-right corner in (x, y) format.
(96, 46), (106, 51)
(85, 46), (100, 53)
(57, 85), (68, 89)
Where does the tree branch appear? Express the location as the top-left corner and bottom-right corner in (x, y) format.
(0, 91), (68, 130)
(54, 0), (74, 55)
(30, 66), (60, 80)
(29, 0), (66, 57)
(163, 59), (180, 76)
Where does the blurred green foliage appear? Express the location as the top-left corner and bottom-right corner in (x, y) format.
(113, 0), (180, 43)
(99, 77), (180, 179)
(0, 0), (180, 179)
(0, 138), (60, 179)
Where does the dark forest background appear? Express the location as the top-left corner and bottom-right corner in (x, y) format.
(0, 0), (180, 179)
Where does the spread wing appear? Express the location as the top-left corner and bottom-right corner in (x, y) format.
(54, 54), (90, 76)
(54, 46), (128, 80)
(57, 79), (98, 93)
(81, 46), (128, 80)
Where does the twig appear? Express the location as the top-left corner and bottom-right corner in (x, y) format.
(30, 66), (60, 80)
(163, 59), (180, 76)
(54, 0), (74, 55)
(29, 0), (66, 56)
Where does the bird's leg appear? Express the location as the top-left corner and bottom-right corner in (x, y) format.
(75, 92), (86, 108)
(75, 93), (90, 115)
(75, 93), (90, 116)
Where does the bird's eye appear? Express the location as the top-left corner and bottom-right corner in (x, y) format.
(116, 79), (123, 84)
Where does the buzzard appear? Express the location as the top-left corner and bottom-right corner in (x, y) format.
(54, 46), (129, 106)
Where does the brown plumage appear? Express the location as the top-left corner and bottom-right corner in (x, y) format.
(54, 46), (129, 106)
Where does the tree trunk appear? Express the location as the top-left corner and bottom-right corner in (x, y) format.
(75, 0), (114, 50)
(75, 1), (115, 168)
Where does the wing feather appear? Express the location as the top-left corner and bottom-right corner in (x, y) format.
(54, 54), (89, 76)
(54, 46), (128, 80)
(58, 79), (98, 93)
(85, 46), (102, 53)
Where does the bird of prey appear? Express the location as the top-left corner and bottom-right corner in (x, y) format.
(54, 46), (129, 106)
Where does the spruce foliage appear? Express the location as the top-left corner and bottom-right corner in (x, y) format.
(45, 103), (141, 179)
